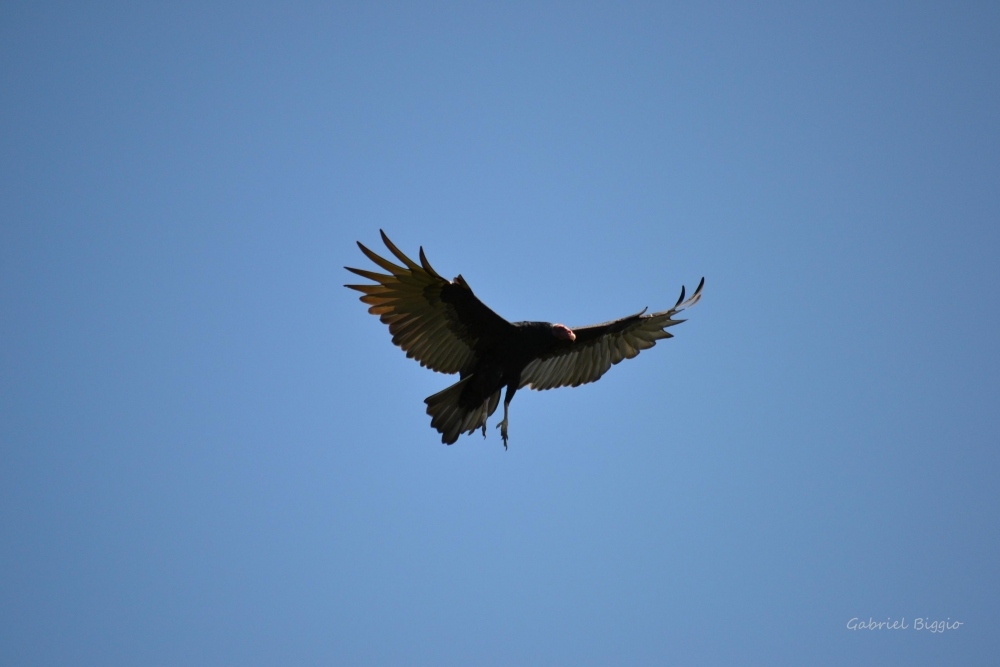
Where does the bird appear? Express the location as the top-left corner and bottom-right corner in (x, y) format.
(345, 231), (703, 448)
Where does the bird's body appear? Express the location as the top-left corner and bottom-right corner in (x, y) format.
(346, 231), (703, 447)
(426, 320), (567, 444)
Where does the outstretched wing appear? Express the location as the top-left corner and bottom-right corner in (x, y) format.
(345, 230), (515, 375)
(519, 278), (704, 390)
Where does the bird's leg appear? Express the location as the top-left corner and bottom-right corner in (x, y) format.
(495, 401), (510, 449)
(495, 384), (517, 450)
(481, 398), (489, 438)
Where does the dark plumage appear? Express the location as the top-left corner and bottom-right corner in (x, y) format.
(346, 231), (704, 448)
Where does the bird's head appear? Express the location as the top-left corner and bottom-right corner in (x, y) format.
(551, 323), (576, 342)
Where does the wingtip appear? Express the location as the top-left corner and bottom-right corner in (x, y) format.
(690, 277), (705, 302)
(680, 277), (705, 309)
(378, 229), (422, 271)
(418, 245), (442, 278)
(356, 239), (378, 259)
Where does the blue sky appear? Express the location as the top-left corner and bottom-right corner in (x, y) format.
(2, 2), (998, 665)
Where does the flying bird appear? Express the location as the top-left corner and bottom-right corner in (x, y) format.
(346, 231), (703, 448)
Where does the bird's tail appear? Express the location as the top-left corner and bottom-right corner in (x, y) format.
(425, 377), (501, 445)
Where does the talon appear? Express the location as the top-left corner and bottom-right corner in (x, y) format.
(496, 418), (509, 449)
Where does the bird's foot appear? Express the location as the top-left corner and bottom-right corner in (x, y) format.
(495, 418), (509, 450)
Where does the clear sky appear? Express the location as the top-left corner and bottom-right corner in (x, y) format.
(2, 2), (998, 665)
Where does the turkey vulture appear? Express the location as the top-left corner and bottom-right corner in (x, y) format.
(346, 231), (703, 448)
